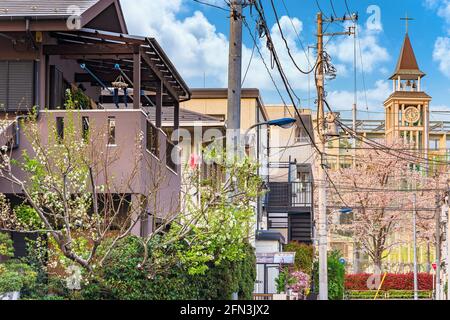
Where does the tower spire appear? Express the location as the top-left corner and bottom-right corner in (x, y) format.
(389, 31), (425, 80)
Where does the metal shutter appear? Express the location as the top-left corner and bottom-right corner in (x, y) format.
(8, 61), (34, 112)
(0, 61), (7, 111)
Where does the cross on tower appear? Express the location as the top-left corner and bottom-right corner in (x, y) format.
(400, 13), (414, 34)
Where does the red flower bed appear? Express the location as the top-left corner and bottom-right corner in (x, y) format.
(345, 273), (433, 291)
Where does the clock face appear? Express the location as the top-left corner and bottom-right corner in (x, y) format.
(404, 106), (420, 124)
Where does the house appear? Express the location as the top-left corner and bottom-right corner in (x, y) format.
(181, 88), (270, 224)
(0, 0), (190, 243)
(264, 105), (315, 244)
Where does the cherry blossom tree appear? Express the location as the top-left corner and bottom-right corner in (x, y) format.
(327, 140), (439, 270)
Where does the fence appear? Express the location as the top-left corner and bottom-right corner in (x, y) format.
(266, 182), (312, 210)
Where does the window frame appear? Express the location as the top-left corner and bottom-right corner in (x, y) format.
(0, 60), (35, 111)
(146, 121), (159, 158)
(107, 116), (116, 146)
(56, 117), (64, 143)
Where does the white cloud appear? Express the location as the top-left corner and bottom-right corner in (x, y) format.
(120, 0), (229, 87)
(121, 0), (316, 93)
(433, 37), (450, 77)
(326, 23), (390, 73)
(119, 0), (389, 107)
(327, 80), (391, 111)
(425, 0), (450, 78)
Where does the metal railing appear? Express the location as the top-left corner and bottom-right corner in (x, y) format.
(266, 181), (313, 210)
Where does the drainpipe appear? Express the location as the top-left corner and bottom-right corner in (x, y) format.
(25, 18), (37, 50)
(14, 111), (41, 149)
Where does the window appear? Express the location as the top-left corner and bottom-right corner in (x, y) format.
(146, 121), (159, 157)
(0, 61), (34, 111)
(140, 213), (150, 237)
(82, 117), (90, 142)
(430, 139), (440, 150)
(108, 117), (116, 145)
(166, 140), (177, 172)
(56, 117), (64, 142)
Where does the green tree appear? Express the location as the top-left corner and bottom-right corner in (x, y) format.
(313, 250), (345, 300)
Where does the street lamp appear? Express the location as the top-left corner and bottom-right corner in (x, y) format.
(244, 117), (297, 158)
(244, 117), (297, 142)
(331, 208), (353, 225)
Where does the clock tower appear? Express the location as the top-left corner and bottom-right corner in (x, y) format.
(384, 32), (431, 156)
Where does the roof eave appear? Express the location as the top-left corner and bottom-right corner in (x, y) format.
(389, 70), (426, 80)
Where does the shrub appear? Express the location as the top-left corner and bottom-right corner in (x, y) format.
(346, 290), (432, 300)
(288, 271), (310, 298)
(0, 232), (14, 258)
(0, 233), (38, 295)
(275, 268), (294, 294)
(313, 250), (345, 300)
(82, 236), (256, 300)
(345, 273), (433, 291)
(13, 205), (43, 229)
(284, 242), (314, 275)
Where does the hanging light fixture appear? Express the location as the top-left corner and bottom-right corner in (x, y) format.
(112, 75), (128, 89)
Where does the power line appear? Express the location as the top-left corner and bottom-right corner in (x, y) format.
(322, 98), (450, 166)
(335, 118), (450, 166)
(315, 0), (330, 19)
(356, 25), (369, 113)
(269, 0), (316, 75)
(242, 34), (256, 86)
(280, 0), (315, 70)
(192, 0), (230, 11)
(329, 0), (338, 18)
(250, 0), (321, 154)
(344, 0), (356, 22)
(243, 18), (292, 117)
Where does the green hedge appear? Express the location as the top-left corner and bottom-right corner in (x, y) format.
(346, 290), (432, 300)
(81, 236), (256, 300)
(284, 242), (313, 275)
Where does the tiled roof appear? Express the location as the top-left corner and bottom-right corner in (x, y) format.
(0, 0), (99, 18)
(149, 107), (225, 125)
(386, 91), (432, 100)
(390, 34), (425, 79)
(100, 105), (224, 125)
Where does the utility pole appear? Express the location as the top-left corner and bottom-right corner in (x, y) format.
(227, 1), (244, 301)
(227, 0), (243, 157)
(316, 12), (355, 301)
(435, 190), (442, 300)
(413, 193), (418, 300)
(351, 23), (360, 275)
(444, 179), (450, 300)
(316, 12), (328, 301)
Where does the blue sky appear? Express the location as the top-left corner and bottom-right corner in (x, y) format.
(120, 0), (450, 120)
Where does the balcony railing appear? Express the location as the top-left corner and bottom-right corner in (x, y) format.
(266, 182), (312, 210)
